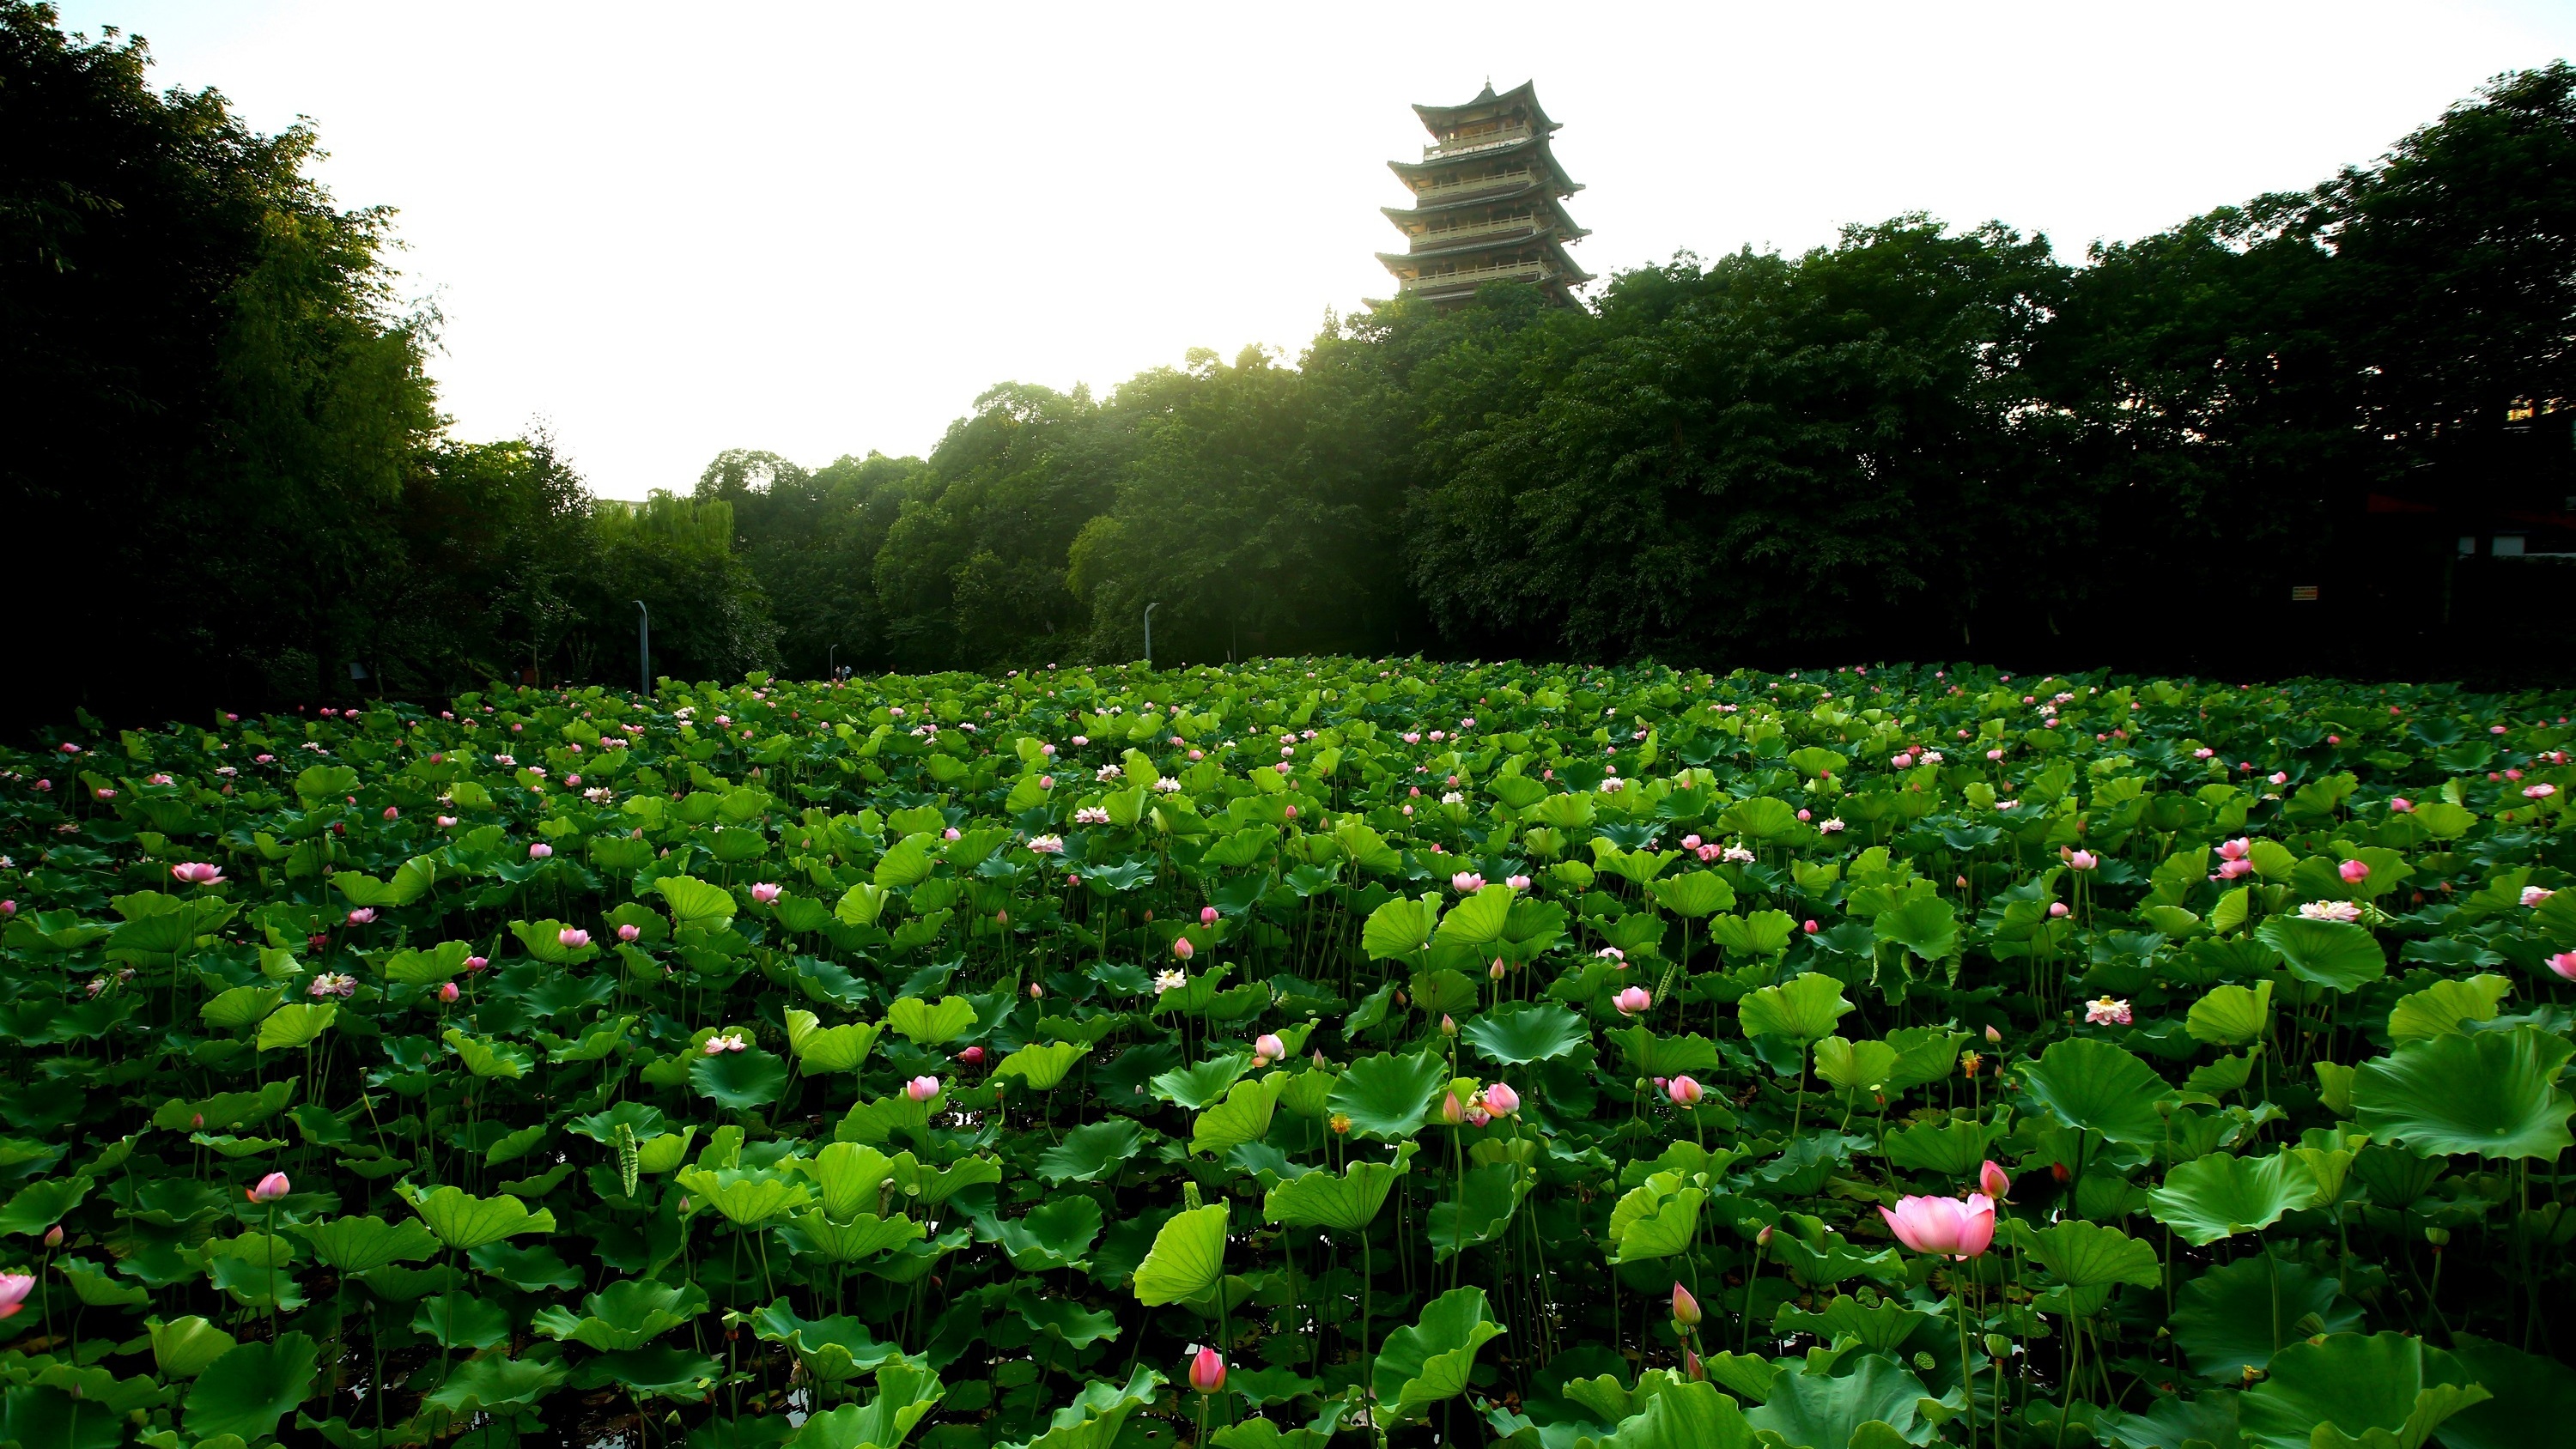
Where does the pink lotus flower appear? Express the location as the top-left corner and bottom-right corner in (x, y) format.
(438, 982), (460, 1003)
(1172, 937), (1194, 961)
(1802, 919), (1819, 934)
(172, 862), (223, 885)
(0, 1273), (31, 1319)
(2066, 850), (2098, 871)
(1613, 986), (1652, 1016)
(2339, 859), (2371, 883)
(1451, 871), (1485, 893)
(2217, 838), (2251, 861)
(617, 924), (641, 943)
(464, 955), (488, 973)
(2549, 951), (2576, 983)
(1481, 1082), (1520, 1115)
(1880, 1192), (1996, 1259)
(1666, 1075), (1704, 1106)
(2525, 783), (2558, 799)
(1255, 1033), (1285, 1063)
(247, 1172), (291, 1203)
(2523, 886), (2555, 907)
(558, 927), (590, 949)
(2085, 997), (2133, 1026)
(527, 842), (553, 859)
(2268, 772), (2289, 785)
(1188, 1347), (1226, 1395)
(1980, 1159), (2011, 1199)
(750, 882), (781, 904)
(346, 907), (376, 926)
(437, 815), (459, 828)
(2217, 858), (2254, 881)
(905, 1076), (940, 1102)
(1200, 906), (1220, 925)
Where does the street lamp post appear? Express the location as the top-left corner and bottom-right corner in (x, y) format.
(633, 601), (650, 698)
(1144, 603), (1160, 670)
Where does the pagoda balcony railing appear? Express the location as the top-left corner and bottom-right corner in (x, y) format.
(1413, 215), (1540, 249)
(1422, 124), (1533, 160)
(1399, 259), (1549, 291)
(1407, 170), (1535, 203)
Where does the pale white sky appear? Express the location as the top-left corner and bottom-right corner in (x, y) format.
(55, 1), (2576, 499)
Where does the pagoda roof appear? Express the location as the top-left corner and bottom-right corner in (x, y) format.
(1382, 188), (1590, 239)
(1377, 224), (1590, 267)
(1378, 234), (1595, 287)
(1413, 80), (1559, 136)
(1386, 133), (1579, 191)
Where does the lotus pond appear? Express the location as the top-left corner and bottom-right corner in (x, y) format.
(2, 661), (2573, 1449)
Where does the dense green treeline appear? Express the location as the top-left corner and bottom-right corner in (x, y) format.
(6, 0), (2573, 728)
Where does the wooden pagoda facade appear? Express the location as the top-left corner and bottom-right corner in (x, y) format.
(1378, 81), (1591, 308)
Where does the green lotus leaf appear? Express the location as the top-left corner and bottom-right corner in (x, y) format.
(1882, 1118), (2002, 1177)
(785, 1009), (884, 1073)
(399, 1184), (557, 1252)
(1459, 1001), (1589, 1065)
(2148, 1149), (2318, 1246)
(419, 1352), (568, 1414)
(2439, 1331), (2576, 1449)
(2172, 1255), (2360, 1379)
(1262, 1143), (1418, 1232)
(1371, 1286), (1507, 1425)
(790, 1360), (943, 1449)
(2239, 1331), (2488, 1449)
(531, 1278), (709, 1351)
(778, 1210), (925, 1264)
(993, 1364), (1163, 1449)
(1326, 1051), (1447, 1140)
(1744, 1355), (1935, 1448)
(2253, 917), (2386, 992)
(1036, 1119), (1146, 1185)
(690, 1046), (790, 1108)
(1426, 1161), (1533, 1260)
(2352, 1027), (2576, 1161)
(996, 1196), (1103, 1272)
(149, 1315), (238, 1379)
(2185, 980), (2273, 1046)
(2385, 973), (2512, 1045)
(253, 1001), (336, 1052)
(201, 985), (283, 1033)
(2017, 1037), (2172, 1145)
(0, 1174), (89, 1238)
(1151, 1053), (1251, 1111)
(1362, 894), (1441, 961)
(1132, 1203), (1228, 1306)
(1736, 972), (1852, 1046)
(2009, 1216), (2160, 1303)
(413, 1290), (513, 1349)
(1649, 871), (1735, 919)
(184, 1331), (319, 1442)
(1874, 895), (1959, 961)
(293, 1215), (438, 1273)
(995, 1040), (1090, 1091)
(1434, 882), (1517, 945)
(885, 995), (977, 1046)
(654, 874), (738, 927)
(1813, 1035), (1901, 1097)
(1191, 1072), (1285, 1157)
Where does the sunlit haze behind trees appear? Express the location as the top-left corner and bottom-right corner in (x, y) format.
(52, 0), (2576, 497)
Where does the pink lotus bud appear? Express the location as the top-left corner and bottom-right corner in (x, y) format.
(1801, 919), (1819, 934)
(1441, 1014), (1458, 1036)
(437, 815), (459, 827)
(43, 1226), (63, 1248)
(1172, 937), (1194, 961)
(1757, 1224), (1774, 1246)
(382, 806), (399, 821)
(527, 842), (553, 859)
(1441, 1092), (1467, 1125)
(1667, 1075), (1704, 1106)
(1200, 906), (1219, 925)
(1188, 1347), (1226, 1395)
(247, 1172), (291, 1203)
(1255, 1034), (1285, 1061)
(1283, 805), (1297, 820)
(1613, 986), (1651, 1016)
(751, 882), (782, 904)
(439, 983), (460, 1003)
(2048, 902), (2068, 918)
(1681, 834), (1702, 850)
(1037, 775), (1054, 789)
(2339, 859), (2370, 883)
(1490, 958), (1507, 979)
(191, 1113), (204, 1130)
(558, 927), (590, 949)
(957, 1046), (986, 1066)
(1030, 983), (1045, 998)
(617, 924), (641, 943)
(1481, 1082), (1520, 1115)
(2549, 951), (2576, 984)
(1795, 809), (1811, 822)
(906, 1076), (940, 1101)
(464, 955), (488, 972)
(1672, 1282), (1702, 1326)
(2389, 797), (2414, 813)
(0, 902), (12, 917)
(346, 907), (376, 925)
(1984, 1023), (2002, 1043)
(942, 827), (962, 841)
(1980, 1159), (2012, 1199)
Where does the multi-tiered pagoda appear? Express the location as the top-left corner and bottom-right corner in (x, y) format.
(1378, 81), (1591, 308)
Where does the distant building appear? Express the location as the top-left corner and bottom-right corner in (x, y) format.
(1378, 82), (1592, 309)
